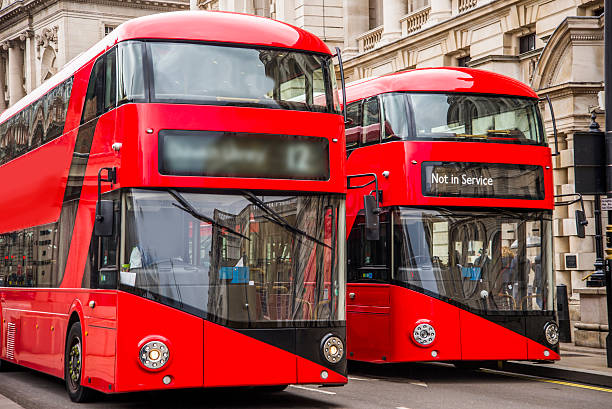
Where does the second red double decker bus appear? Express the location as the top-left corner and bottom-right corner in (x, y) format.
(0, 11), (347, 402)
(344, 68), (560, 364)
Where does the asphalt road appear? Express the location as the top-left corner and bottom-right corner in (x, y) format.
(0, 361), (610, 409)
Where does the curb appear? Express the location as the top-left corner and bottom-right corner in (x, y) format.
(485, 360), (612, 388)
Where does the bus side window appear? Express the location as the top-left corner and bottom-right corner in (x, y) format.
(81, 57), (105, 123)
(346, 101), (362, 151)
(104, 48), (117, 112)
(85, 198), (120, 289)
(347, 212), (390, 282)
(362, 97), (381, 145)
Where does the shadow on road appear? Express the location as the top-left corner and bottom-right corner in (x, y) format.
(0, 365), (342, 409)
(348, 360), (526, 385)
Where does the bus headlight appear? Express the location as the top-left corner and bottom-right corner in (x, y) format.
(413, 322), (436, 346)
(544, 322), (559, 346)
(321, 334), (344, 364)
(139, 341), (170, 370)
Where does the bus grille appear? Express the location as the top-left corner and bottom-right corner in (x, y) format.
(6, 322), (15, 360)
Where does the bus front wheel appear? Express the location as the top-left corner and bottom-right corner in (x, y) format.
(65, 322), (94, 403)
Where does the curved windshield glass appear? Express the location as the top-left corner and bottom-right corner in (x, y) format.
(391, 207), (552, 312)
(380, 92), (545, 145)
(121, 189), (344, 327)
(140, 41), (339, 113)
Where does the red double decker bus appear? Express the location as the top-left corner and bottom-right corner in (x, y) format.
(344, 68), (560, 365)
(0, 11), (347, 401)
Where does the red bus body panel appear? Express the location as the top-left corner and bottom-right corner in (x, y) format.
(345, 68), (558, 364)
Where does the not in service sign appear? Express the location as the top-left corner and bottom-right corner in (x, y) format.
(422, 162), (545, 200)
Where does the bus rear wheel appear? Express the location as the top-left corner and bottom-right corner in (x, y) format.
(65, 322), (94, 403)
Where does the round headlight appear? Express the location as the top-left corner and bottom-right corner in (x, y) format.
(321, 334), (344, 364)
(413, 322), (436, 346)
(544, 322), (559, 346)
(140, 341), (170, 370)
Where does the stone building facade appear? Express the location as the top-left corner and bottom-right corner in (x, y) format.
(0, 0), (189, 110)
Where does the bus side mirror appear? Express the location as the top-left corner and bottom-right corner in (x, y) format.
(95, 200), (114, 237)
(576, 209), (587, 239)
(364, 194), (380, 240)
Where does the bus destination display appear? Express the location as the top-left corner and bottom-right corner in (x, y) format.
(422, 161), (544, 200)
(159, 130), (329, 180)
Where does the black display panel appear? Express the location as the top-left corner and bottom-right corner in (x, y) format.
(422, 162), (545, 200)
(159, 130), (329, 180)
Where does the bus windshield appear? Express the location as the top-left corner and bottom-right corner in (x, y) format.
(120, 189), (344, 326)
(118, 41), (340, 114)
(391, 207), (552, 312)
(380, 92), (544, 145)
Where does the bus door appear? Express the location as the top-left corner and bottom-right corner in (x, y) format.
(346, 212), (391, 362)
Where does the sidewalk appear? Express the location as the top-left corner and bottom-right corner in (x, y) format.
(0, 395), (23, 409)
(493, 343), (612, 388)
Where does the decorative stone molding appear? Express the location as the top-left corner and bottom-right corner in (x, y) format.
(356, 25), (383, 53)
(401, 6), (431, 36)
(35, 26), (58, 59)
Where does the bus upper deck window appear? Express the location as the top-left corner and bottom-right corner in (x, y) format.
(362, 97), (381, 145)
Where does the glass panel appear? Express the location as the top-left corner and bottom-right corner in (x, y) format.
(346, 102), (362, 149)
(378, 92), (544, 145)
(362, 97), (380, 144)
(104, 48), (117, 111)
(121, 189), (343, 325)
(81, 57), (105, 123)
(392, 207), (552, 312)
(148, 42), (339, 114)
(117, 42), (146, 104)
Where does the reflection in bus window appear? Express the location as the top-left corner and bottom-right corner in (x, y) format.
(377, 92), (544, 145)
(121, 189), (343, 324)
(147, 42), (338, 114)
(388, 207), (552, 312)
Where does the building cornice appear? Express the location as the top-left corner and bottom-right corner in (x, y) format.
(343, 0), (526, 67)
(0, 0), (188, 27)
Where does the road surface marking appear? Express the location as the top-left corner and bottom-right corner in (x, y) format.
(410, 381), (428, 387)
(289, 385), (337, 395)
(396, 407), (412, 409)
(348, 376), (375, 381)
(479, 368), (612, 393)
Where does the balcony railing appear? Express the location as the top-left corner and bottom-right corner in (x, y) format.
(357, 25), (383, 53)
(401, 6), (431, 36)
(458, 0), (477, 13)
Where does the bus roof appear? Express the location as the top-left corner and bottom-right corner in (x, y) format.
(343, 67), (539, 103)
(114, 11), (331, 54)
(1, 11), (331, 124)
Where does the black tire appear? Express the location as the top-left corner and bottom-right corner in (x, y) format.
(65, 322), (94, 403)
(255, 384), (289, 393)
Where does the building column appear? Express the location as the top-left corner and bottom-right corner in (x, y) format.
(0, 52), (6, 111)
(425, 0), (452, 27)
(8, 38), (25, 106)
(275, 0), (295, 25)
(343, 0), (369, 57)
(189, 0), (198, 10)
(380, 0), (406, 44)
(24, 31), (36, 92)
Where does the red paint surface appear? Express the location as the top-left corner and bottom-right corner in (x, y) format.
(348, 286), (559, 363)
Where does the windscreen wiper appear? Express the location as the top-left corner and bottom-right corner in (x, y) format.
(168, 189), (250, 241)
(241, 190), (331, 249)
